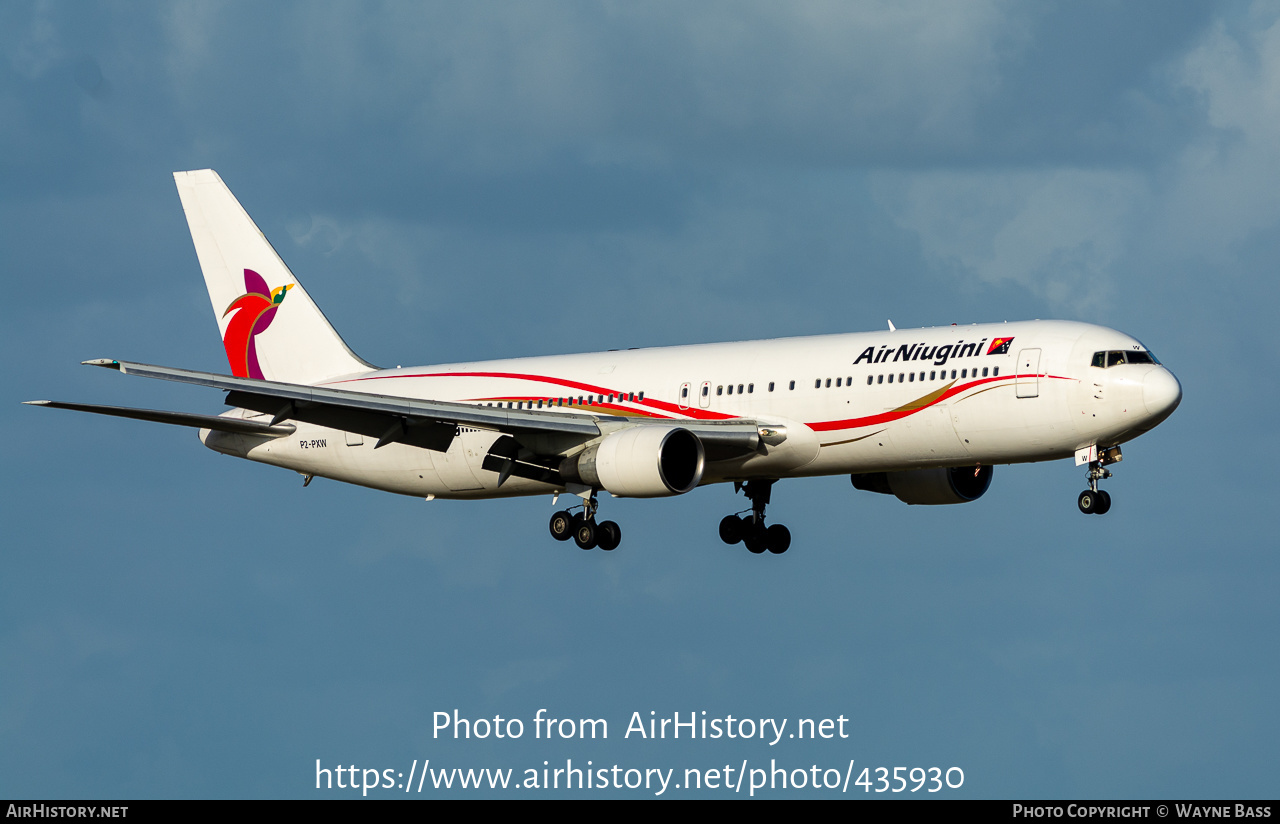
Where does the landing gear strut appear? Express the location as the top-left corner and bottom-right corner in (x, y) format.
(549, 491), (621, 551)
(1077, 447), (1120, 515)
(719, 479), (791, 554)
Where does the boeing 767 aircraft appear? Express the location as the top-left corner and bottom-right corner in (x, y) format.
(27, 170), (1182, 554)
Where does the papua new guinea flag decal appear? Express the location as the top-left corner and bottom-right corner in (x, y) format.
(987, 337), (1015, 355)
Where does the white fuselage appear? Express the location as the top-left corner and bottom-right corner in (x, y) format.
(200, 319), (1181, 499)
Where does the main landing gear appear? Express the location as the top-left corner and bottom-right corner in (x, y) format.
(549, 492), (621, 551)
(718, 479), (791, 555)
(1078, 446), (1121, 515)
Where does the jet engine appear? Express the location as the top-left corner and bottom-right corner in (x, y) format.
(560, 426), (705, 497)
(850, 465), (993, 505)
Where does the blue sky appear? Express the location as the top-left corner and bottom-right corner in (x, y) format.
(3, 1), (1277, 798)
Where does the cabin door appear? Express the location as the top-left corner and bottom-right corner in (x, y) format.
(1016, 348), (1041, 398)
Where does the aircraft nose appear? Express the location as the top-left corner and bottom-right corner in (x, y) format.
(1142, 368), (1182, 420)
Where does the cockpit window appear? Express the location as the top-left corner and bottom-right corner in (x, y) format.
(1126, 350), (1158, 365)
(1092, 349), (1162, 368)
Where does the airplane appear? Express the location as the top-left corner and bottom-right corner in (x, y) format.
(26, 169), (1183, 554)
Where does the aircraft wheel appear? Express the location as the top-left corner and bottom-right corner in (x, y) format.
(549, 510), (574, 541)
(719, 515), (744, 545)
(1078, 490), (1097, 514)
(597, 520), (621, 551)
(574, 518), (597, 550)
(743, 523), (767, 554)
(766, 524), (791, 554)
(1094, 490), (1112, 515)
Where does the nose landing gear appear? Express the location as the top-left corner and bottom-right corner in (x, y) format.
(549, 491), (621, 550)
(719, 479), (791, 554)
(1077, 487), (1111, 515)
(1077, 447), (1120, 515)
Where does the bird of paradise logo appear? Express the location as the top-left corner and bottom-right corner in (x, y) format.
(222, 269), (292, 379)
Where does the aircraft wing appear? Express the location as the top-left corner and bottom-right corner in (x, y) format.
(71, 360), (767, 460)
(78, 358), (602, 452)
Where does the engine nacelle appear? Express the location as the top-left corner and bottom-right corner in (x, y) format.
(851, 465), (993, 505)
(560, 426), (705, 497)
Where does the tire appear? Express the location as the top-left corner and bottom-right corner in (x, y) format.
(597, 520), (621, 551)
(743, 524), (766, 554)
(1078, 490), (1096, 514)
(719, 515), (744, 545)
(1094, 490), (1111, 515)
(574, 519), (597, 550)
(549, 510), (574, 541)
(765, 524), (791, 554)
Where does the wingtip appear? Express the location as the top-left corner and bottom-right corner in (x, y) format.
(23, 400), (51, 406)
(81, 359), (120, 369)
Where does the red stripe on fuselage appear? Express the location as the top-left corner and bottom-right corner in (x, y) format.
(325, 370), (1072, 432)
(807, 373), (1073, 431)
(327, 370), (737, 420)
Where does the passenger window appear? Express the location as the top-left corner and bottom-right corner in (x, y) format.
(815, 379), (821, 389)
(909, 372), (914, 382)
(961, 369), (967, 379)
(717, 386), (723, 396)
(726, 385), (733, 395)
(747, 384), (754, 393)
(993, 367), (999, 376)
(981, 368), (988, 377)
(846, 376), (852, 385)
(877, 375), (883, 384)
(681, 387), (688, 398)
(950, 370), (956, 379)
(836, 377), (842, 387)
(738, 384), (744, 394)
(930, 371), (936, 380)
(639, 392), (645, 400)
(867, 376), (873, 385)
(768, 382), (775, 392)
(888, 374), (894, 383)
(702, 386), (709, 397)
(789, 380), (795, 390)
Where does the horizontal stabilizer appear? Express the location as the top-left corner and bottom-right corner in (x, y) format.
(24, 400), (296, 437)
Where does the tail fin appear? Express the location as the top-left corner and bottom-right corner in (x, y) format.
(173, 169), (373, 384)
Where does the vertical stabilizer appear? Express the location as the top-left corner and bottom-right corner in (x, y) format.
(173, 169), (373, 384)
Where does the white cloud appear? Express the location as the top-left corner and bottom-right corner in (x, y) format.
(872, 169), (1145, 312)
(869, 1), (1280, 314)
(4, 0), (64, 80)
(1162, 4), (1280, 259)
(154, 1), (1025, 167)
